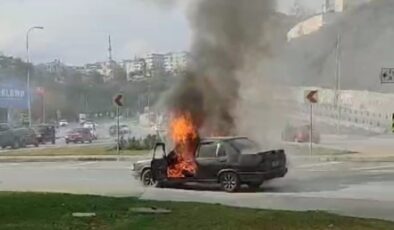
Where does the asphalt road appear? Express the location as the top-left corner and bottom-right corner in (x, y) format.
(1, 156), (394, 221)
(320, 134), (394, 154)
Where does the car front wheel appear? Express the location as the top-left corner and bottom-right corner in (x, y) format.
(12, 139), (20, 149)
(219, 172), (240, 193)
(141, 169), (157, 187)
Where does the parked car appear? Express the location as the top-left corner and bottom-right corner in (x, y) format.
(65, 128), (93, 144)
(281, 124), (320, 144)
(109, 124), (130, 137)
(18, 128), (40, 147)
(33, 124), (56, 144)
(132, 137), (287, 192)
(58, 119), (69, 127)
(0, 123), (37, 149)
(83, 121), (98, 140)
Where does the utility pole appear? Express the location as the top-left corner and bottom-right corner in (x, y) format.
(26, 26), (44, 127)
(335, 32), (342, 134)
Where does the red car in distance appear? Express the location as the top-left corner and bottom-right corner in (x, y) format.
(281, 124), (320, 144)
(65, 128), (93, 144)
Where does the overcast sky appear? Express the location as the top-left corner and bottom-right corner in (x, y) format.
(0, 0), (190, 65)
(0, 0), (325, 66)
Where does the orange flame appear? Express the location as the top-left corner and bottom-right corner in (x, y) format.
(167, 112), (199, 178)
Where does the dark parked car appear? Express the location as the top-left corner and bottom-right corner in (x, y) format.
(132, 137), (287, 192)
(281, 124), (320, 144)
(33, 124), (56, 144)
(0, 123), (39, 149)
(65, 128), (93, 144)
(18, 128), (40, 147)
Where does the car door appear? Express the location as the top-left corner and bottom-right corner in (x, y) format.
(151, 143), (168, 181)
(0, 124), (11, 146)
(196, 142), (228, 180)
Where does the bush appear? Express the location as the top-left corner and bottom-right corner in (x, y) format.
(118, 134), (160, 150)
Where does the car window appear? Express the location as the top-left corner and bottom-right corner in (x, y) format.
(198, 143), (217, 158)
(153, 144), (166, 159)
(228, 138), (259, 152)
(216, 143), (226, 157)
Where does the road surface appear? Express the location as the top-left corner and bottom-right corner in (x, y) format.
(1, 156), (394, 221)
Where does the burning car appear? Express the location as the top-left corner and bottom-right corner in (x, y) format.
(132, 136), (287, 192)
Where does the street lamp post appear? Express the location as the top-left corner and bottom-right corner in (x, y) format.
(26, 26), (44, 127)
(335, 32), (342, 134)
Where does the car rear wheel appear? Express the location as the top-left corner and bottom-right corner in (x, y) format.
(141, 169), (157, 187)
(20, 139), (26, 148)
(219, 172), (240, 193)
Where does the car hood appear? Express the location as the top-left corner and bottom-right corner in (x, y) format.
(132, 159), (151, 171)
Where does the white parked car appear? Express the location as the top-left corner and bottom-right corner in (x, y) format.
(83, 121), (98, 140)
(59, 119), (69, 127)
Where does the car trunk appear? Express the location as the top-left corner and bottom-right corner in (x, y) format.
(238, 149), (286, 172)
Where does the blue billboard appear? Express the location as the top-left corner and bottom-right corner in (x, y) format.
(0, 83), (28, 109)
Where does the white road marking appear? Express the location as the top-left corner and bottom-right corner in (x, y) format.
(364, 169), (394, 174)
(0, 163), (22, 168)
(352, 164), (394, 171)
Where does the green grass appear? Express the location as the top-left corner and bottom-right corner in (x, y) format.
(0, 192), (393, 230)
(1, 146), (148, 157)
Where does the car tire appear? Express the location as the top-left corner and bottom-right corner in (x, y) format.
(219, 172), (240, 193)
(52, 139), (56, 145)
(141, 169), (157, 187)
(34, 142), (39, 147)
(20, 140), (26, 148)
(12, 139), (20, 149)
(89, 139), (92, 143)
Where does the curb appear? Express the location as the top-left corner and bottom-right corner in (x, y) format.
(292, 153), (394, 163)
(317, 155), (394, 163)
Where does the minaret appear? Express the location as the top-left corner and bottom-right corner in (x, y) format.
(108, 35), (113, 62)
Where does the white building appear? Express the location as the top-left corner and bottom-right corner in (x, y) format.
(144, 53), (165, 73)
(164, 52), (189, 73)
(124, 58), (146, 82)
(37, 59), (68, 83)
(277, 0), (371, 16)
(83, 61), (114, 82)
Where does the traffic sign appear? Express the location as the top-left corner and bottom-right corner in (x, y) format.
(392, 113), (394, 133)
(305, 90), (318, 103)
(114, 94), (124, 107)
(381, 68), (394, 84)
